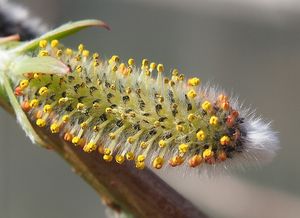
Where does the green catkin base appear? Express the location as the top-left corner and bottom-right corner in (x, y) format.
(15, 39), (246, 170)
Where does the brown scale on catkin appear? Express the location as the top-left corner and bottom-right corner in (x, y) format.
(14, 39), (246, 170)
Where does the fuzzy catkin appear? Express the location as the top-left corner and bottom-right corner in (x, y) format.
(14, 39), (279, 171)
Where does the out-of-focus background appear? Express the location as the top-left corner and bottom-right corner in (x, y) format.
(0, 0), (300, 217)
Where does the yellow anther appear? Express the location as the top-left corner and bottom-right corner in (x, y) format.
(21, 101), (30, 111)
(209, 116), (219, 126)
(50, 122), (60, 133)
(178, 143), (189, 153)
(137, 154), (146, 162)
(36, 110), (43, 119)
(142, 59), (149, 68)
(98, 146), (104, 155)
(19, 80), (29, 90)
(189, 154), (202, 168)
(126, 152), (135, 160)
(188, 77), (201, 86)
(78, 43), (84, 52)
(63, 132), (73, 142)
(203, 149), (214, 159)
(36, 118), (46, 127)
(82, 49), (90, 57)
(62, 115), (69, 122)
(127, 137), (135, 144)
(103, 155), (113, 162)
(152, 156), (164, 169)
(111, 65), (118, 72)
(109, 55), (119, 64)
(33, 73), (40, 79)
(80, 122), (88, 129)
(50, 39), (59, 48)
(220, 101), (230, 111)
(218, 150), (227, 161)
(72, 136), (80, 145)
(159, 140), (167, 148)
(118, 63), (126, 72)
(93, 52), (99, 59)
(29, 99), (39, 108)
(75, 55), (81, 61)
(93, 61), (100, 67)
(220, 135), (230, 146)
(169, 155), (184, 167)
(76, 103), (85, 110)
(105, 107), (113, 113)
(38, 87), (48, 96)
(154, 120), (160, 128)
(135, 161), (145, 170)
(65, 48), (73, 55)
(196, 130), (206, 141)
(158, 96), (164, 103)
(173, 76), (180, 82)
(74, 54), (81, 61)
(56, 49), (62, 57)
(201, 101), (212, 111)
(172, 69), (179, 76)
(176, 124), (185, 132)
(163, 78), (170, 84)
(145, 69), (150, 76)
(112, 55), (120, 62)
(93, 125), (100, 132)
(93, 102), (100, 109)
(76, 65), (83, 73)
(125, 67), (132, 76)
(43, 104), (52, 113)
(187, 89), (197, 99)
(140, 141), (148, 149)
(109, 132), (116, 140)
(120, 113), (127, 120)
(39, 50), (49, 56)
(125, 87), (132, 94)
(128, 58), (135, 66)
(179, 74), (185, 81)
(58, 97), (68, 105)
(218, 94), (228, 102)
(104, 148), (112, 155)
(83, 142), (96, 152)
(187, 113), (196, 122)
(150, 62), (157, 71)
(110, 84), (116, 90)
(115, 155), (125, 164)
(39, 40), (47, 48)
(157, 64), (164, 73)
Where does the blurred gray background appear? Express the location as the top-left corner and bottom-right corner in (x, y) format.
(0, 0), (300, 217)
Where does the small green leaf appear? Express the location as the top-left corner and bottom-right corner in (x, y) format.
(10, 56), (70, 78)
(12, 19), (110, 53)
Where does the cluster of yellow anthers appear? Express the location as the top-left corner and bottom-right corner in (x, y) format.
(15, 39), (245, 170)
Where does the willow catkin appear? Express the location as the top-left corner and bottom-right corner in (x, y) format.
(14, 39), (279, 171)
